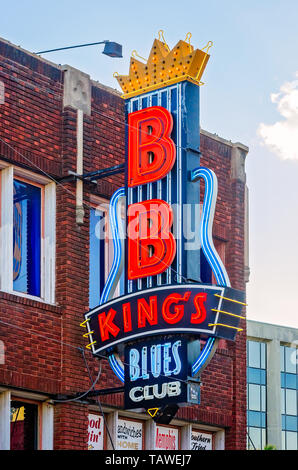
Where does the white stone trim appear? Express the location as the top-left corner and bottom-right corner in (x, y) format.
(145, 419), (156, 450)
(214, 429), (225, 450)
(41, 402), (54, 450)
(106, 411), (118, 450)
(44, 182), (56, 304)
(181, 424), (191, 449)
(0, 390), (11, 449)
(0, 166), (13, 292)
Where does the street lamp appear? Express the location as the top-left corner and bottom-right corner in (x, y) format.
(35, 40), (123, 58)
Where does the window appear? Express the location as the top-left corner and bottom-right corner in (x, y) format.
(116, 417), (144, 450)
(88, 413), (104, 450)
(280, 345), (298, 450)
(13, 179), (42, 297)
(247, 340), (267, 449)
(89, 199), (125, 309)
(0, 165), (56, 303)
(89, 206), (107, 309)
(155, 424), (180, 450)
(0, 390), (54, 450)
(10, 400), (39, 450)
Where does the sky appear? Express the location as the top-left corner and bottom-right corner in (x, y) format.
(1, 0), (298, 328)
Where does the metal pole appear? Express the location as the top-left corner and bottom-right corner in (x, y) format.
(36, 41), (108, 54)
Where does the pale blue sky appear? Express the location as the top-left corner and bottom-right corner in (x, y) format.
(2, 0), (298, 327)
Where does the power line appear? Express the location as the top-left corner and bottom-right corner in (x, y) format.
(82, 350), (115, 450)
(52, 357), (102, 403)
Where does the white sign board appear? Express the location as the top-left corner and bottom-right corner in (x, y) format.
(191, 430), (213, 450)
(88, 414), (104, 450)
(155, 425), (179, 450)
(117, 419), (143, 450)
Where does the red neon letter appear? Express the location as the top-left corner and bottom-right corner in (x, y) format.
(98, 309), (120, 341)
(122, 302), (132, 333)
(162, 292), (191, 324)
(137, 296), (158, 328)
(127, 199), (176, 279)
(191, 293), (207, 324)
(128, 106), (176, 187)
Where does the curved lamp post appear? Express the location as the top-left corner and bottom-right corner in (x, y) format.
(35, 40), (122, 58)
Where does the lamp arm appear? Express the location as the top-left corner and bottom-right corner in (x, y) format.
(36, 40), (109, 54)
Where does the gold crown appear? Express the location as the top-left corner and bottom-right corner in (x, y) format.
(115, 31), (213, 99)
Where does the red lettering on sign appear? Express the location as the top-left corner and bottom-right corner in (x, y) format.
(127, 199), (176, 279)
(122, 302), (132, 333)
(138, 296), (158, 328)
(162, 292), (191, 324)
(191, 293), (207, 324)
(98, 308), (120, 341)
(128, 106), (176, 187)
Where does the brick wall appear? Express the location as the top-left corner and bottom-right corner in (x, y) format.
(0, 38), (246, 449)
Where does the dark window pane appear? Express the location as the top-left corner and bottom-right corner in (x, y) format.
(248, 367), (261, 384)
(285, 416), (297, 432)
(248, 411), (262, 427)
(285, 373), (297, 390)
(261, 412), (266, 428)
(13, 180), (41, 297)
(10, 401), (38, 450)
(281, 372), (285, 388)
(260, 369), (266, 385)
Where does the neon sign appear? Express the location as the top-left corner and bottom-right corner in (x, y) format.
(124, 338), (188, 409)
(127, 199), (176, 279)
(82, 32), (246, 413)
(85, 284), (244, 354)
(128, 106), (176, 187)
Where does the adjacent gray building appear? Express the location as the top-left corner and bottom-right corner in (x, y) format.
(247, 320), (298, 450)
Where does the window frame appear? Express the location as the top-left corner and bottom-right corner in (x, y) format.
(0, 163), (56, 304)
(154, 423), (181, 450)
(12, 175), (45, 299)
(116, 415), (145, 450)
(89, 195), (124, 307)
(89, 196), (110, 309)
(247, 339), (268, 449)
(280, 343), (298, 449)
(10, 396), (41, 450)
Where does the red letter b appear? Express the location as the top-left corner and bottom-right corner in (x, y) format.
(127, 199), (176, 279)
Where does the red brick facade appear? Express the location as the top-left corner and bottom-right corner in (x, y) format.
(0, 37), (247, 450)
